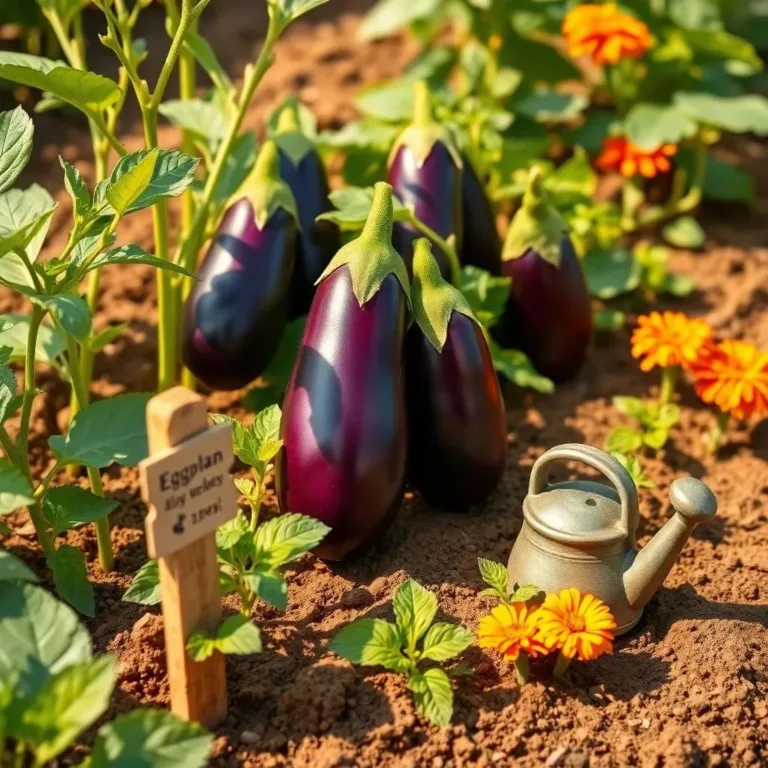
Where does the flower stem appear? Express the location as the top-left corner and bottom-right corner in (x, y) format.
(659, 365), (680, 405)
(553, 652), (571, 679)
(514, 653), (530, 685)
(708, 411), (730, 454)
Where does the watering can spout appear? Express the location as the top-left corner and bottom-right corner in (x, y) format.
(624, 478), (717, 610)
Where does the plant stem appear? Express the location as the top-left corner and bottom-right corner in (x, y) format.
(708, 411), (730, 454)
(514, 653), (530, 685)
(406, 212), (461, 286)
(659, 365), (680, 405)
(66, 337), (115, 572)
(0, 426), (18, 463)
(553, 652), (571, 679)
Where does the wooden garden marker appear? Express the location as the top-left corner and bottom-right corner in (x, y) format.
(139, 386), (236, 727)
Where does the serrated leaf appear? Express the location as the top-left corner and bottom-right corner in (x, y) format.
(0, 549), (38, 583)
(408, 667), (453, 726)
(583, 247), (642, 299)
(159, 100), (227, 144)
(253, 512), (329, 568)
(243, 569), (287, 609)
(216, 510), (250, 551)
(90, 708), (212, 768)
(49, 392), (151, 468)
(250, 404), (283, 464)
(59, 157), (91, 220)
(13, 656), (115, 764)
(0, 106), (33, 193)
(86, 244), (194, 278)
(329, 618), (409, 672)
(123, 560), (160, 606)
(319, 185), (410, 231)
(0, 53), (121, 114)
(509, 584), (543, 603)
(28, 292), (91, 342)
(0, 185), (56, 259)
(0, 459), (34, 516)
(48, 544), (94, 616)
(0, 314), (66, 366)
(477, 557), (508, 595)
(420, 623), (473, 662)
(604, 427), (644, 454)
(106, 150), (158, 215)
(663, 216), (705, 249)
(489, 341), (554, 394)
(393, 579), (437, 649)
(43, 486), (117, 536)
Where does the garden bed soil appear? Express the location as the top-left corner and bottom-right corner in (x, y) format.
(2, 3), (768, 766)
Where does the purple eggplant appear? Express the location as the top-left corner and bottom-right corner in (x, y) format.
(406, 239), (507, 509)
(460, 156), (501, 275)
(276, 183), (410, 560)
(496, 169), (592, 382)
(182, 141), (298, 390)
(273, 103), (340, 316)
(387, 81), (463, 281)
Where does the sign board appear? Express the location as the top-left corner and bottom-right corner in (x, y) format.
(140, 423), (236, 558)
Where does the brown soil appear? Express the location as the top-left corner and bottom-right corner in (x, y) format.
(2, 3), (768, 767)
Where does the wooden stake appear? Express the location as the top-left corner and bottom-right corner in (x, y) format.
(139, 386), (236, 727)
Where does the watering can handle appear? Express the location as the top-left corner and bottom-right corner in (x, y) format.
(529, 444), (640, 544)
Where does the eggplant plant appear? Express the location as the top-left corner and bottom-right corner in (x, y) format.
(182, 141), (298, 391)
(0, 106), (193, 593)
(406, 239), (507, 509)
(277, 182), (410, 560)
(0, 550), (213, 767)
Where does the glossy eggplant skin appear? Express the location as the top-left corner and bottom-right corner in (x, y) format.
(278, 148), (340, 316)
(460, 157), (501, 275)
(406, 312), (506, 509)
(276, 267), (407, 560)
(388, 143), (462, 279)
(496, 235), (592, 382)
(182, 200), (296, 390)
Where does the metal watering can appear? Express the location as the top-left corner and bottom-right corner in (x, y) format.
(507, 444), (717, 635)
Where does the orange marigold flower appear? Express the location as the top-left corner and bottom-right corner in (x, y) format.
(536, 589), (616, 661)
(631, 311), (712, 372)
(692, 340), (768, 420)
(562, 3), (652, 66)
(477, 603), (548, 662)
(596, 136), (677, 178)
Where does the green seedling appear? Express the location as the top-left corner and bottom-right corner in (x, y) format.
(605, 396), (680, 455)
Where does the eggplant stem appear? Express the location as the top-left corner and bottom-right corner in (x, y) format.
(412, 80), (432, 128)
(406, 212), (461, 286)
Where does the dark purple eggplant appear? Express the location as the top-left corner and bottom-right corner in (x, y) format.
(406, 239), (506, 509)
(182, 141), (298, 390)
(495, 169), (592, 382)
(276, 182), (410, 560)
(273, 103), (340, 316)
(387, 81), (463, 281)
(460, 156), (501, 274)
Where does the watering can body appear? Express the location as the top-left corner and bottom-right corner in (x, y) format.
(507, 445), (717, 635)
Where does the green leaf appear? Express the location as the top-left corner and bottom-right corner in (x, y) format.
(662, 216), (705, 249)
(44, 486), (117, 535)
(48, 545), (94, 617)
(253, 512), (330, 568)
(28, 292), (91, 342)
(0, 314), (66, 366)
(477, 557), (508, 595)
(0, 184), (57, 259)
(583, 247), (642, 299)
(98, 150), (198, 214)
(0, 53), (121, 114)
(393, 579), (437, 649)
(0, 459), (34, 516)
(106, 149), (158, 216)
(700, 155), (753, 202)
(604, 427), (644, 454)
(458, 267), (511, 329)
(613, 396), (647, 419)
(359, 0), (441, 40)
(59, 157), (91, 221)
(243, 569), (288, 610)
(329, 618), (409, 672)
(317, 120), (399, 151)
(215, 511), (250, 551)
(214, 615), (262, 656)
(123, 560), (160, 606)
(489, 341), (554, 394)
(183, 32), (232, 94)
(420, 623), (473, 662)
(319, 185), (409, 231)
(673, 92), (768, 134)
(0, 106), (33, 193)
(0, 582), (92, 693)
(650, 403), (680, 430)
(250, 404), (283, 464)
(211, 132), (258, 205)
(408, 667), (453, 726)
(663, 272), (696, 297)
(593, 308), (625, 331)
(355, 79), (420, 123)
(268, 0), (331, 28)
(623, 103), (697, 150)
(499, 33), (579, 84)
(13, 656), (114, 764)
(49, 392), (151, 468)
(643, 428), (669, 451)
(677, 27), (763, 70)
(509, 584), (544, 603)
(159, 100), (227, 144)
(545, 148), (597, 207)
(90, 709), (212, 768)
(0, 550), (38, 583)
(516, 90), (588, 124)
(185, 633), (215, 663)
(88, 323), (128, 352)
(612, 453), (656, 489)
(87, 244), (195, 278)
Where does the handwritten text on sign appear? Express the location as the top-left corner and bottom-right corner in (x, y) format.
(140, 423), (237, 558)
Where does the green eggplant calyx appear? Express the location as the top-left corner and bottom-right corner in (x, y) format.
(317, 182), (411, 308)
(274, 102), (315, 167)
(411, 238), (477, 352)
(240, 139), (301, 230)
(502, 167), (568, 268)
(387, 80), (463, 170)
